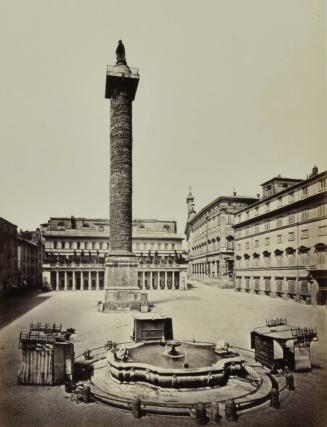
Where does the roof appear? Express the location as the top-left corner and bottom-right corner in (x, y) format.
(132, 313), (172, 321)
(253, 324), (298, 341)
(187, 195), (257, 225)
(236, 169), (327, 215)
(0, 217), (17, 228)
(260, 176), (302, 187)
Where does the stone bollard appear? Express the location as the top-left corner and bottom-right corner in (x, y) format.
(131, 398), (142, 418)
(270, 387), (280, 409)
(209, 402), (221, 423)
(286, 374), (295, 391)
(194, 402), (209, 425)
(82, 385), (91, 403)
(225, 399), (238, 421)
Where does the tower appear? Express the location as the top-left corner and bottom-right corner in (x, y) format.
(103, 41), (147, 311)
(186, 187), (196, 220)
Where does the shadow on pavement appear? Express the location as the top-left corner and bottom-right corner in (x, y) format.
(0, 292), (52, 329)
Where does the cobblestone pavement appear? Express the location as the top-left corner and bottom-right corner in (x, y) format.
(0, 283), (326, 427)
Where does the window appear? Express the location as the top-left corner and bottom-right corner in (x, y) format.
(301, 209), (309, 221)
(226, 215), (233, 225)
(255, 223), (259, 233)
(302, 186), (308, 197)
(277, 197), (283, 207)
(301, 229), (309, 239)
(264, 220), (270, 231)
(245, 241), (250, 250)
(265, 203), (270, 212)
(54, 241), (57, 249)
(276, 217), (283, 227)
(254, 239), (259, 248)
(288, 279), (295, 294)
(300, 252), (309, 266)
(254, 277), (260, 291)
(288, 213), (295, 224)
(288, 232), (295, 241)
(246, 211), (249, 219)
(277, 234), (282, 243)
(300, 280), (309, 295)
(255, 207), (259, 216)
(276, 278), (283, 293)
(288, 192), (294, 202)
(276, 254), (283, 266)
(318, 204), (326, 217)
(264, 277), (271, 292)
(318, 226), (327, 236)
(265, 237), (270, 246)
(253, 255), (260, 267)
(319, 178), (326, 190)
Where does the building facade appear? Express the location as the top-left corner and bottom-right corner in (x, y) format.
(185, 193), (257, 287)
(0, 218), (18, 295)
(41, 217), (187, 291)
(17, 229), (44, 289)
(234, 168), (327, 305)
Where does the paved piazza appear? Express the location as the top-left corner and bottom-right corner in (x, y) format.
(0, 284), (326, 427)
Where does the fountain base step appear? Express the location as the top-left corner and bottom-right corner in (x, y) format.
(90, 358), (274, 416)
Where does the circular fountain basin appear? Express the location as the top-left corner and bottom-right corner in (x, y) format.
(107, 341), (246, 389)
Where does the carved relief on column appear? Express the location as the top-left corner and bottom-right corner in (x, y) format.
(110, 90), (133, 253)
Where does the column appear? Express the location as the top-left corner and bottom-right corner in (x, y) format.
(81, 271), (84, 291)
(56, 271), (59, 291)
(172, 271), (175, 289)
(88, 270), (91, 290)
(150, 271), (153, 290)
(72, 271), (76, 291)
(142, 271), (145, 290)
(64, 272), (67, 291)
(96, 271), (99, 290)
(164, 271), (167, 289)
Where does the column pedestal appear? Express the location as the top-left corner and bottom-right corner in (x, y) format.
(103, 255), (148, 311)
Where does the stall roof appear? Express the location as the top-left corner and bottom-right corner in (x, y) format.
(132, 313), (171, 321)
(252, 325), (298, 341)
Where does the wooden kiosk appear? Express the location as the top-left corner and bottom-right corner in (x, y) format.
(251, 318), (318, 371)
(18, 323), (74, 385)
(132, 314), (173, 342)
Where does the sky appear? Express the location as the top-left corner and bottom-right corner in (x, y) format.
(0, 0), (326, 235)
